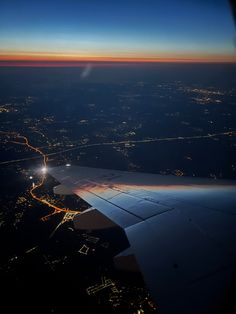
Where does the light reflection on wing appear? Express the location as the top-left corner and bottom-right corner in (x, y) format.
(49, 165), (236, 314)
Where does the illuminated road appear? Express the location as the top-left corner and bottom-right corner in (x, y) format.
(0, 130), (235, 166)
(0, 131), (80, 220)
(0, 129), (235, 222)
(49, 130), (236, 154)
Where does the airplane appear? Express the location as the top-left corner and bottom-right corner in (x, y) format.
(48, 165), (236, 314)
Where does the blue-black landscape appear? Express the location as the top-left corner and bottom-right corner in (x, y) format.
(0, 1), (236, 314)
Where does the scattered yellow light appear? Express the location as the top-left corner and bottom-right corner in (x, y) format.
(0, 131), (81, 220)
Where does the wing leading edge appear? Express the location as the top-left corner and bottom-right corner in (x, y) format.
(48, 166), (236, 314)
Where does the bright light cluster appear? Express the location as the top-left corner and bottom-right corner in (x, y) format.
(41, 167), (47, 174)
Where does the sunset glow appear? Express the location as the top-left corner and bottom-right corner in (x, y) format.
(0, 0), (235, 66)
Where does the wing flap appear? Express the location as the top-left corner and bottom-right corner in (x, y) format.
(73, 188), (142, 228)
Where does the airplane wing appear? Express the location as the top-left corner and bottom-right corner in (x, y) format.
(48, 165), (236, 314)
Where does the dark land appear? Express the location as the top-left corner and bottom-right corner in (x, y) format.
(0, 63), (235, 313)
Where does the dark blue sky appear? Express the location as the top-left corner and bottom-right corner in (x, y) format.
(0, 0), (235, 62)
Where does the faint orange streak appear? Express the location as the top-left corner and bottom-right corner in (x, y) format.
(0, 131), (80, 220)
(0, 51), (235, 66)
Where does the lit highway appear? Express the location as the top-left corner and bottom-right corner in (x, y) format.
(0, 129), (235, 220)
(0, 130), (235, 166)
(0, 131), (81, 220)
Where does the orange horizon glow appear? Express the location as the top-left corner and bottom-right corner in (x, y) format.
(0, 51), (236, 66)
(1, 1), (235, 68)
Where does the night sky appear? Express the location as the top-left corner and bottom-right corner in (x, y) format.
(0, 0), (235, 64)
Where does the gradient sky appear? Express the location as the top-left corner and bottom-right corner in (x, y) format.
(0, 0), (235, 64)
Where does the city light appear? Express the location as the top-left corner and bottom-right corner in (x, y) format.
(41, 167), (47, 174)
(66, 163), (71, 167)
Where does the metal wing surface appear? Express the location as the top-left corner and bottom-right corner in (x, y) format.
(49, 166), (236, 314)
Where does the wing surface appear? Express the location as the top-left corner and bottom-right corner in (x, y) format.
(49, 166), (236, 314)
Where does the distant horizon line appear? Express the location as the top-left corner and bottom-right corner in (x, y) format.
(0, 59), (236, 67)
